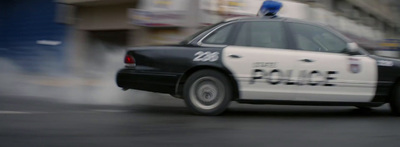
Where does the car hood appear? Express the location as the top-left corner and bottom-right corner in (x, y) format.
(369, 55), (400, 67)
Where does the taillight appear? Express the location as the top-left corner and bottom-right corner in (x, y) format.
(124, 55), (135, 65)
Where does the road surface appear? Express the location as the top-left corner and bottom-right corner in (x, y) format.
(1, 95), (400, 147)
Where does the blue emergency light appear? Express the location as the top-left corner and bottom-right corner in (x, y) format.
(258, 0), (283, 17)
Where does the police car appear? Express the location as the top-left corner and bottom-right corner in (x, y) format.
(116, 1), (400, 116)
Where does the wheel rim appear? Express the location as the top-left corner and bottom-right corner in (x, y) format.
(189, 76), (225, 110)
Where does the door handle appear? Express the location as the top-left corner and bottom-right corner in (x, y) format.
(300, 59), (314, 63)
(229, 54), (242, 59)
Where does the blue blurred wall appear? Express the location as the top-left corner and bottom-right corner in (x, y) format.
(0, 0), (69, 73)
(0, 0), (7, 49)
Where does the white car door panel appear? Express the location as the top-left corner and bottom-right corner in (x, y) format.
(287, 22), (378, 102)
(293, 51), (377, 102)
(223, 46), (297, 100)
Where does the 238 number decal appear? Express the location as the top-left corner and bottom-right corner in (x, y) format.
(193, 51), (219, 62)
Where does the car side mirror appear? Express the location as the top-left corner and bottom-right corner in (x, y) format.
(347, 42), (360, 55)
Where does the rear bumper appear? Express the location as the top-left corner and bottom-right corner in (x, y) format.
(116, 69), (180, 94)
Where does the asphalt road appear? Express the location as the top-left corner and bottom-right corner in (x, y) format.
(1, 96), (400, 147)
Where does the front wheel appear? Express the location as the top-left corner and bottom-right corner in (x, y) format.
(183, 70), (232, 116)
(390, 83), (400, 116)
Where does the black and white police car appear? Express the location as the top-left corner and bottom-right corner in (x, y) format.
(116, 1), (400, 116)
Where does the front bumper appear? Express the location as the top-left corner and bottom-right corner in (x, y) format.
(116, 69), (180, 94)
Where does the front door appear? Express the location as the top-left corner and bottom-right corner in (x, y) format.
(221, 21), (297, 100)
(287, 22), (377, 102)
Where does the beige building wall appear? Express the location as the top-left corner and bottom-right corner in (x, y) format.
(63, 1), (139, 74)
(129, 29), (151, 47)
(76, 3), (137, 30)
(65, 29), (90, 75)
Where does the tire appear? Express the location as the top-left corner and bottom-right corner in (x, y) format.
(390, 83), (400, 116)
(183, 70), (232, 116)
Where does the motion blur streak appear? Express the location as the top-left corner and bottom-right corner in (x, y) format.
(0, 1), (400, 147)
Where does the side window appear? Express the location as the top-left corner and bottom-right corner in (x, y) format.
(288, 23), (347, 53)
(202, 24), (235, 45)
(234, 21), (287, 49)
(234, 22), (249, 46)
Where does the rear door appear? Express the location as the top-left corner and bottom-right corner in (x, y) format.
(287, 22), (377, 102)
(220, 21), (298, 100)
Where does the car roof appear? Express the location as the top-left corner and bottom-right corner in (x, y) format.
(224, 16), (321, 26)
(222, 16), (353, 43)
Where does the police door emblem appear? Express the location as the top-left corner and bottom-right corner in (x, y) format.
(349, 58), (361, 73)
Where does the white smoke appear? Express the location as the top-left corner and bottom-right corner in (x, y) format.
(0, 43), (178, 106)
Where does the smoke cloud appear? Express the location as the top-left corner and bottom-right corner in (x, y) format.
(0, 43), (178, 106)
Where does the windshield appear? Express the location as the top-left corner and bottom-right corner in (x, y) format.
(179, 22), (223, 45)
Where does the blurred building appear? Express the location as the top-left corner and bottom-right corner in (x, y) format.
(296, 0), (400, 37)
(1, 0), (399, 74)
(293, 0), (400, 57)
(57, 0), (201, 74)
(56, 0), (400, 73)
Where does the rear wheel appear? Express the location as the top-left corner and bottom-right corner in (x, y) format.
(183, 70), (232, 116)
(390, 83), (400, 116)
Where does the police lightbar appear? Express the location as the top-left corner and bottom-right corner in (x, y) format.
(258, 0), (283, 17)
